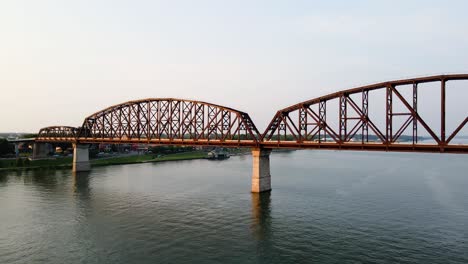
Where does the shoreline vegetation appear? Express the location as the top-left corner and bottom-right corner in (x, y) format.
(0, 148), (267, 172)
(0, 151), (240, 172)
(0, 142), (297, 172)
(92, 151), (208, 167)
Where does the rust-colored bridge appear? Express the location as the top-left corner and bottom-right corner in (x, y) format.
(31, 74), (468, 192)
(37, 74), (468, 153)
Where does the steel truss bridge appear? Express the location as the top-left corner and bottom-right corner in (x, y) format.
(36, 74), (468, 154)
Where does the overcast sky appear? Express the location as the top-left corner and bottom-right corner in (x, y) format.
(1, 0), (467, 133)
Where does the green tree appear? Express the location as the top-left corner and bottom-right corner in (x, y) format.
(22, 133), (38, 139)
(0, 139), (14, 156)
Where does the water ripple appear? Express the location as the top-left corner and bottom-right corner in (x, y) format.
(1, 152), (468, 263)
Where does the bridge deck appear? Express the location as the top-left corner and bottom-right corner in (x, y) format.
(34, 137), (468, 153)
(261, 141), (468, 153)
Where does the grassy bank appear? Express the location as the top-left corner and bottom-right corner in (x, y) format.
(0, 157), (73, 171)
(153, 151), (207, 162)
(92, 151), (207, 166)
(91, 154), (155, 166)
(0, 151), (208, 171)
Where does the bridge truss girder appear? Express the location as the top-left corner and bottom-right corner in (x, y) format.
(36, 99), (261, 147)
(262, 74), (468, 153)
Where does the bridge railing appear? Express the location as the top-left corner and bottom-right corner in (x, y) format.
(37, 126), (79, 141)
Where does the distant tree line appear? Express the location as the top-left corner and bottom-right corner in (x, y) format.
(22, 133), (38, 139)
(149, 145), (195, 154)
(0, 139), (14, 156)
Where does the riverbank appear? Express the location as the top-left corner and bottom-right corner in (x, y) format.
(0, 151), (209, 171)
(92, 151), (208, 167)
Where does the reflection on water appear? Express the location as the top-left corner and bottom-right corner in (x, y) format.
(72, 171), (91, 196)
(0, 151), (468, 264)
(251, 192), (275, 261)
(0, 171), (7, 184)
(251, 192), (271, 241)
(30, 169), (59, 187)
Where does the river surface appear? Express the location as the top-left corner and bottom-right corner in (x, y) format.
(1, 150), (467, 264)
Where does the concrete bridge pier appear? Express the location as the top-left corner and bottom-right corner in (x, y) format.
(73, 144), (91, 172)
(14, 143), (19, 158)
(32, 143), (49, 160)
(251, 148), (272, 193)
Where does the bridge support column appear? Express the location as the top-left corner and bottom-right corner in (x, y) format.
(73, 144), (90, 172)
(32, 143), (49, 160)
(251, 148), (272, 193)
(14, 143), (19, 158)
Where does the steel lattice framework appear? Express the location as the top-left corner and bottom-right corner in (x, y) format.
(37, 126), (79, 142)
(40, 98), (261, 147)
(262, 74), (468, 153)
(35, 75), (468, 153)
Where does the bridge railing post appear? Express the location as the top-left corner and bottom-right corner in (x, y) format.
(73, 143), (90, 172)
(251, 148), (272, 193)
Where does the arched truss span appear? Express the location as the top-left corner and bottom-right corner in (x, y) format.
(262, 74), (468, 153)
(77, 98), (261, 147)
(37, 126), (79, 142)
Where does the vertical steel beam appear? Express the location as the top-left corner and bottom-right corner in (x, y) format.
(137, 103), (141, 139)
(109, 111), (113, 138)
(147, 101), (151, 140)
(118, 107), (123, 140)
(413, 83), (418, 144)
(168, 100), (173, 139)
(119, 107), (123, 139)
(339, 95), (347, 143)
(386, 85), (393, 144)
(441, 79), (446, 146)
(299, 107), (307, 141)
(195, 103), (204, 138)
(319, 101), (326, 142)
(128, 105), (132, 139)
(362, 90), (369, 143)
(171, 100), (180, 139)
(156, 101), (161, 139)
(101, 111), (105, 138)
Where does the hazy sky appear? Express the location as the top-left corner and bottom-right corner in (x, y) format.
(1, 0), (467, 133)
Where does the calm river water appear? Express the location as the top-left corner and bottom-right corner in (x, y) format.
(1, 150), (467, 264)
